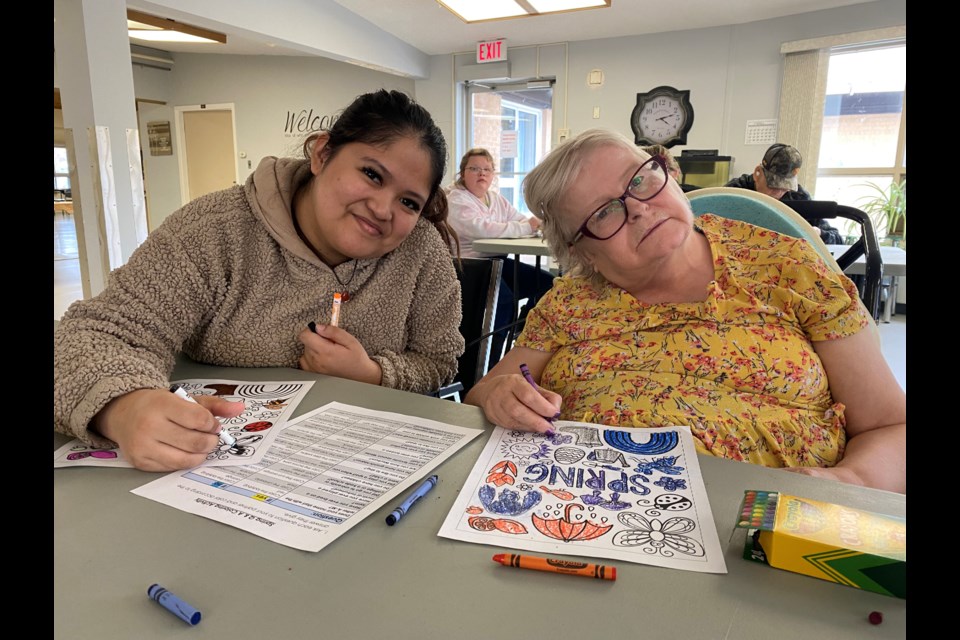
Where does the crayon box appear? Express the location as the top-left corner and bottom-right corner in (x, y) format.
(736, 490), (906, 599)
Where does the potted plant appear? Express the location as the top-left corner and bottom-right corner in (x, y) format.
(856, 179), (906, 247)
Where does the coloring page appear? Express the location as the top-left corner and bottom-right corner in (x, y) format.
(439, 423), (727, 573)
(54, 379), (313, 469)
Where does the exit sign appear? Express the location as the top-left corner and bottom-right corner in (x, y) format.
(477, 39), (507, 63)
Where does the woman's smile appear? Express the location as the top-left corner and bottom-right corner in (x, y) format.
(352, 213), (383, 236)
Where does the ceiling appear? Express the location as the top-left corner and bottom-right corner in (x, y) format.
(133, 0), (879, 58)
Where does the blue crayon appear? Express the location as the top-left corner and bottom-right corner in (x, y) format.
(386, 475), (438, 526)
(147, 583), (202, 625)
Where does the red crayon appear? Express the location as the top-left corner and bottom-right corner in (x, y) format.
(492, 553), (616, 581)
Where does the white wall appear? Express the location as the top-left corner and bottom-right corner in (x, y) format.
(133, 54), (415, 228)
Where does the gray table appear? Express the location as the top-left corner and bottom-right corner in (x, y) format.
(55, 361), (906, 639)
(472, 236), (552, 258)
(827, 244), (906, 322)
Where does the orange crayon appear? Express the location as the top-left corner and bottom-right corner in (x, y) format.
(492, 553), (616, 581)
(330, 292), (342, 327)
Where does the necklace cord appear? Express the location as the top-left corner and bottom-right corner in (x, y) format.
(292, 206), (359, 298)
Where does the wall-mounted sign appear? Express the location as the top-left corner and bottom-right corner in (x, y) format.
(477, 39), (507, 64)
(283, 109), (340, 137)
(501, 130), (518, 158)
(147, 121), (172, 156)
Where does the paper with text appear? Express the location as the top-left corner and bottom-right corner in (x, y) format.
(131, 402), (483, 552)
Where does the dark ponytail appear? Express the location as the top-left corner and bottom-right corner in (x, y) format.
(420, 188), (461, 261)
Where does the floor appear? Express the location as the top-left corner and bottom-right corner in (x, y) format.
(54, 213), (906, 391)
(54, 214), (83, 320)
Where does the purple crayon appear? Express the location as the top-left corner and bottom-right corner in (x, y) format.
(519, 363), (558, 436)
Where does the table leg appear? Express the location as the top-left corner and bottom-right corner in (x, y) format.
(882, 276), (897, 323)
(533, 256), (542, 306)
(505, 253), (521, 352)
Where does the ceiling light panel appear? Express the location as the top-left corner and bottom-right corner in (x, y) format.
(126, 9), (226, 45)
(439, 0), (610, 23)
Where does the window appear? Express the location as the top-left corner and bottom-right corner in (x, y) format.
(812, 43), (906, 237)
(462, 83), (553, 214)
(54, 146), (71, 195)
(496, 99), (544, 213)
(778, 27), (906, 239)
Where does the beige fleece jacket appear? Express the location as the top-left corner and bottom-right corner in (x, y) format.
(54, 157), (464, 447)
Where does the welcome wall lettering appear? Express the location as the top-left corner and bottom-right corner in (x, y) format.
(284, 109), (340, 135)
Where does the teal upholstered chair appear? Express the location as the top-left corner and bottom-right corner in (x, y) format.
(687, 187), (841, 272)
(687, 187), (884, 322)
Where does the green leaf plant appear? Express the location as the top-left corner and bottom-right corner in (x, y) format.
(856, 178), (906, 243)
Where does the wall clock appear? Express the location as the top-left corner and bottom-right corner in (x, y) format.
(630, 86), (694, 148)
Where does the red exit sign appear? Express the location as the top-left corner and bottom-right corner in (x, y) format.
(477, 39), (507, 63)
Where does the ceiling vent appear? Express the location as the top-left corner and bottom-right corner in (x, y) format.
(130, 44), (174, 71)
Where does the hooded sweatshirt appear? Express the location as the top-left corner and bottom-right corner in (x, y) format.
(54, 157), (463, 448)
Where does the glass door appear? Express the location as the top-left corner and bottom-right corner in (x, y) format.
(462, 82), (553, 214)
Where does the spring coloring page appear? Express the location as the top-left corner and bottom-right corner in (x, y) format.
(439, 423), (727, 573)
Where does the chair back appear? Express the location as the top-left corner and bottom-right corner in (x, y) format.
(687, 187), (840, 270)
(688, 187), (883, 321)
(780, 199), (884, 321)
(436, 257), (502, 400)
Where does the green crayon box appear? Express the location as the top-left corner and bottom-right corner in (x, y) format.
(736, 490), (906, 599)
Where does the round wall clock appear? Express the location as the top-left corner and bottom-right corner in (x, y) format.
(630, 86), (694, 148)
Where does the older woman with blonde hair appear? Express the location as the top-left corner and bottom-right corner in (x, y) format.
(447, 147), (555, 367)
(465, 129), (905, 493)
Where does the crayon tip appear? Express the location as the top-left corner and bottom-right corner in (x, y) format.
(385, 514), (397, 526)
(308, 321), (318, 334)
(492, 554), (506, 564)
(610, 567), (617, 581)
(544, 428), (556, 437)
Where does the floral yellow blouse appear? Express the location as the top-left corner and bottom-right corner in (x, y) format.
(516, 214), (872, 469)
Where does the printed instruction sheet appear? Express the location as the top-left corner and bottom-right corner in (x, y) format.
(439, 423), (727, 574)
(132, 402), (483, 552)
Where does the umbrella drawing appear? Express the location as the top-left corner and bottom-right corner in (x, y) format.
(532, 503), (613, 542)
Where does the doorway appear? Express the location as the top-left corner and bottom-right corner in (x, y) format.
(461, 82), (553, 214)
(174, 104), (239, 205)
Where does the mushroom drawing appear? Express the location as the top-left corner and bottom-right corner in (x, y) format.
(532, 503), (613, 542)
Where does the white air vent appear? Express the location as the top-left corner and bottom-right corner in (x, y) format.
(130, 44), (174, 70)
